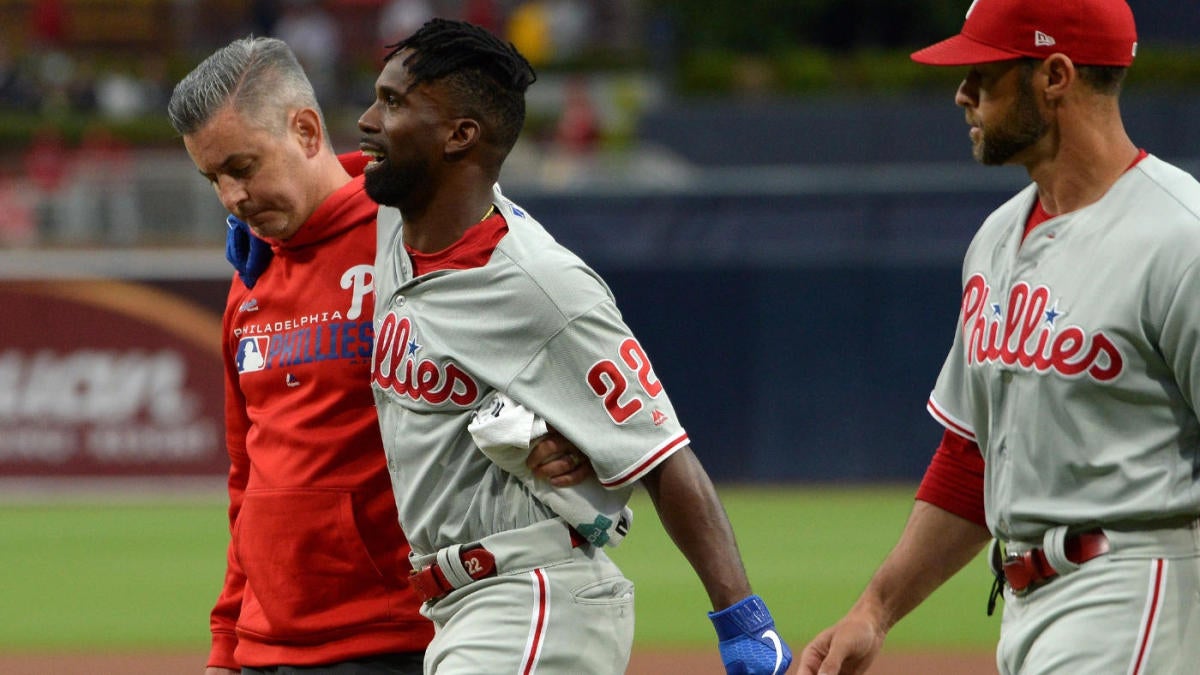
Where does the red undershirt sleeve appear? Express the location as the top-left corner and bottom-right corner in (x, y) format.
(915, 429), (987, 528)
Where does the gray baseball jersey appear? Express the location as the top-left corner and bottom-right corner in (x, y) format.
(927, 154), (1200, 542)
(369, 187), (689, 558)
(930, 155), (1200, 673)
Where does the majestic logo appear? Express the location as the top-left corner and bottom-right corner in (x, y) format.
(960, 274), (1123, 381)
(372, 311), (479, 406)
(238, 298), (259, 313)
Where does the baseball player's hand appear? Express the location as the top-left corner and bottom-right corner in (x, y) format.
(708, 594), (792, 674)
(204, 667), (239, 675)
(797, 611), (886, 675)
(527, 426), (593, 487)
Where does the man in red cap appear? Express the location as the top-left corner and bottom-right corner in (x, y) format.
(799, 1), (1200, 673)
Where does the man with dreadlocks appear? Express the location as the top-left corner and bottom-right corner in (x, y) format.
(358, 18), (793, 675)
(168, 35), (594, 675)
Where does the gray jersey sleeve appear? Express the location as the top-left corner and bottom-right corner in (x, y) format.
(505, 297), (689, 488)
(928, 317), (980, 444)
(1151, 247), (1200, 415)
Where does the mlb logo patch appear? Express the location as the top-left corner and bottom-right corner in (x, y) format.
(236, 336), (269, 373)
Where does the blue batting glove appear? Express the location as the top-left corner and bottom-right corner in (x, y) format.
(225, 215), (273, 289)
(708, 595), (792, 675)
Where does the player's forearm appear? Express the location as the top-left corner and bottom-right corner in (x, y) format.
(642, 446), (753, 611)
(852, 500), (991, 631)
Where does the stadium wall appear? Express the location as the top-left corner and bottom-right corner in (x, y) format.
(0, 180), (1015, 484)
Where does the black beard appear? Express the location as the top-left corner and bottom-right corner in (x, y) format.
(363, 160), (413, 207)
(976, 73), (1048, 166)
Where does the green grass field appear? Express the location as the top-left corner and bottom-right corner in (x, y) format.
(0, 485), (998, 654)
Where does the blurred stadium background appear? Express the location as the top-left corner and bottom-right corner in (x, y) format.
(0, 0), (1198, 670)
(3, 0), (1199, 488)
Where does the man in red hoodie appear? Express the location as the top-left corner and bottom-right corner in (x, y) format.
(168, 37), (591, 674)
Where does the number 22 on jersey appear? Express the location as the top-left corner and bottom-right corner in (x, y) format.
(587, 338), (664, 424)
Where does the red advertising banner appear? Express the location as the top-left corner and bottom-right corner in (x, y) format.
(0, 279), (228, 477)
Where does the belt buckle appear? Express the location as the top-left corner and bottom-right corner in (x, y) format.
(1002, 549), (1040, 596)
(409, 544), (498, 604)
(410, 565), (449, 603)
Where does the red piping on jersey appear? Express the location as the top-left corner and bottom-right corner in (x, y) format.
(1129, 559), (1166, 675)
(521, 569), (550, 675)
(926, 398), (976, 441)
(601, 432), (690, 488)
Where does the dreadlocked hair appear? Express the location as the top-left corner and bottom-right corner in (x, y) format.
(384, 18), (536, 155)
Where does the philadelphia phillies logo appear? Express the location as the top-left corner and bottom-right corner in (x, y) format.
(372, 311), (479, 406)
(960, 274), (1123, 380)
(339, 264), (374, 320)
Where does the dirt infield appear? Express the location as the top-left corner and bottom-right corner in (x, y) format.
(0, 649), (998, 674)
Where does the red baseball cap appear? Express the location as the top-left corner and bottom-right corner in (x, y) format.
(911, 0), (1138, 67)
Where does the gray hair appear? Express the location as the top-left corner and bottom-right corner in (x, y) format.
(167, 36), (326, 138)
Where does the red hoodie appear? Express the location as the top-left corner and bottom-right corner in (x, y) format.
(211, 161), (432, 668)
